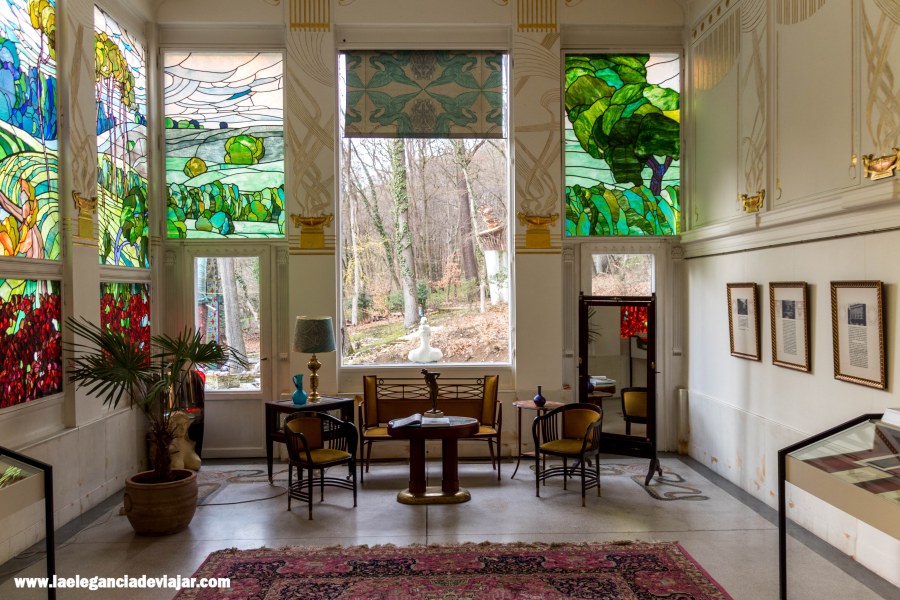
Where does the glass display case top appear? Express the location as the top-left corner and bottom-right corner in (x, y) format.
(789, 419), (900, 505)
(0, 455), (39, 490)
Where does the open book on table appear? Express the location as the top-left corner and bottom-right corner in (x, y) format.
(390, 413), (451, 428)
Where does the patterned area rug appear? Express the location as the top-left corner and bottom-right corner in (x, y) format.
(175, 541), (732, 599)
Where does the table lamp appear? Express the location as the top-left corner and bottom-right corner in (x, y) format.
(293, 316), (336, 403)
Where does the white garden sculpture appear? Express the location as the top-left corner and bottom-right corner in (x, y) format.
(408, 317), (443, 363)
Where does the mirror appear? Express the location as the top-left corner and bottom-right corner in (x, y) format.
(578, 293), (660, 484)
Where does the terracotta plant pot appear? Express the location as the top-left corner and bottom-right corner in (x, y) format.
(123, 469), (198, 536)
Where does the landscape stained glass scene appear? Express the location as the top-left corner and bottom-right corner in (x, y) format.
(565, 53), (680, 236)
(0, 0), (59, 259)
(0, 278), (61, 408)
(100, 282), (150, 351)
(95, 7), (148, 267)
(164, 52), (284, 239)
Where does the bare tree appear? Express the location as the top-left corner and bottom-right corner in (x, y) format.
(217, 257), (247, 363)
(350, 141), (401, 292)
(343, 141), (362, 325)
(390, 139), (418, 327)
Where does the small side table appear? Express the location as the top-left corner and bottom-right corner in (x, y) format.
(510, 399), (564, 479)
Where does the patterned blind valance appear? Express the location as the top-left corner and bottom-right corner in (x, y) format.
(343, 50), (505, 139)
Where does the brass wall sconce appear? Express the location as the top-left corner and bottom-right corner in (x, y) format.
(862, 149), (900, 181)
(290, 213), (333, 249)
(739, 190), (765, 213)
(516, 212), (559, 249)
(72, 192), (97, 238)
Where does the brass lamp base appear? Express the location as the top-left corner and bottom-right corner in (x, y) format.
(424, 408), (444, 418)
(307, 353), (322, 402)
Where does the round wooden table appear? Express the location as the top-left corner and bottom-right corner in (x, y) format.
(510, 399), (565, 479)
(387, 416), (479, 504)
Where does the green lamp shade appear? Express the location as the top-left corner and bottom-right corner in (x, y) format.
(293, 317), (336, 354)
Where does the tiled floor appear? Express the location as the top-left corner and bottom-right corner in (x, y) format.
(0, 455), (895, 599)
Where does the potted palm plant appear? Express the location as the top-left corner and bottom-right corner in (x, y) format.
(67, 317), (248, 536)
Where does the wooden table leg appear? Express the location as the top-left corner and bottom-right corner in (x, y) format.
(511, 406), (523, 479)
(441, 439), (460, 495)
(408, 438), (426, 494)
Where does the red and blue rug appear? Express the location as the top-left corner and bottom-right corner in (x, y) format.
(175, 541), (732, 599)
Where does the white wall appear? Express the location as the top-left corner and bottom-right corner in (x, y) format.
(686, 233), (900, 585)
(684, 0), (900, 585)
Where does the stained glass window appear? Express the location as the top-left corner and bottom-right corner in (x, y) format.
(100, 281), (150, 350)
(0, 278), (61, 408)
(564, 53), (680, 236)
(0, 0), (59, 259)
(95, 7), (148, 268)
(164, 52), (284, 239)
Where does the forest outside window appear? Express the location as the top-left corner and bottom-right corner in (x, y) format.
(339, 51), (510, 366)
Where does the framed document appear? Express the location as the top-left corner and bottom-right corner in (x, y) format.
(727, 282), (760, 360)
(770, 282), (810, 372)
(830, 280), (885, 389)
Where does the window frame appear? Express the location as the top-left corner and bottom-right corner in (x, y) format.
(334, 47), (514, 379)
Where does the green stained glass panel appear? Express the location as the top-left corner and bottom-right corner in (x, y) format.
(0, 0), (59, 260)
(564, 53), (681, 237)
(164, 52), (284, 239)
(95, 7), (149, 267)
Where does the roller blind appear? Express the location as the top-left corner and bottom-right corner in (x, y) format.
(343, 50), (505, 139)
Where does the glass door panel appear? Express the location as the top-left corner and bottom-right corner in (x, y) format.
(193, 256), (262, 391)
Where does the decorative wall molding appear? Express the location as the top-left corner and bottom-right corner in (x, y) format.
(681, 185), (900, 258)
(775, 0), (827, 25)
(518, 0), (557, 32)
(863, 1), (900, 157)
(512, 32), (560, 218)
(740, 0), (767, 196)
(691, 7), (739, 91)
(290, 0), (330, 31)
(285, 30), (335, 216)
(692, 0), (736, 41)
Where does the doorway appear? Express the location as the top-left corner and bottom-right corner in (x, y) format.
(188, 248), (273, 458)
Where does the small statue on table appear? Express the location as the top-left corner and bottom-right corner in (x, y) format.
(421, 368), (444, 418)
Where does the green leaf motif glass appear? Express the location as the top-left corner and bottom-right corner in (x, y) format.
(564, 53), (681, 237)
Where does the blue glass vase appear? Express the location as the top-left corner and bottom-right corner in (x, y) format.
(292, 374), (308, 405)
(533, 385), (546, 408)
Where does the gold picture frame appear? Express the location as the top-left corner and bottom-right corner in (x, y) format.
(727, 282), (760, 360)
(770, 282), (810, 372)
(830, 281), (885, 389)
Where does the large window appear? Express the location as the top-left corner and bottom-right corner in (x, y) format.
(564, 53), (680, 237)
(339, 51), (510, 365)
(95, 7), (149, 268)
(0, 0), (59, 260)
(164, 52), (284, 239)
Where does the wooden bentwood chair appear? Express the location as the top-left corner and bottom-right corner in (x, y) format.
(284, 412), (358, 519)
(532, 403), (603, 506)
